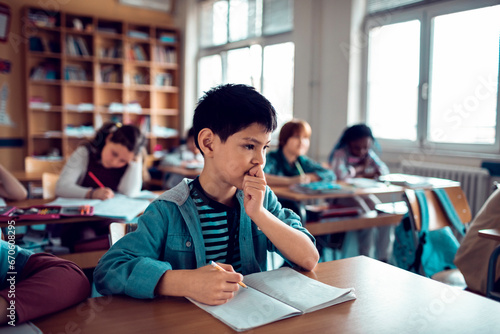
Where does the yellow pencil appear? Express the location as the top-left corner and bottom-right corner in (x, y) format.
(295, 161), (305, 176)
(210, 261), (248, 288)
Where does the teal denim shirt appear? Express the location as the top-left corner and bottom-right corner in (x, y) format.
(94, 179), (314, 299)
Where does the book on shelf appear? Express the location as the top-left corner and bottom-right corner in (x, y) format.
(66, 35), (90, 56)
(28, 11), (57, 28)
(64, 64), (89, 81)
(153, 45), (176, 63)
(76, 36), (90, 56)
(97, 26), (118, 34)
(30, 63), (58, 80)
(65, 103), (94, 112)
(158, 32), (176, 43)
(125, 101), (142, 113)
(131, 44), (148, 61)
(189, 267), (356, 332)
(29, 97), (51, 110)
(98, 43), (122, 59)
(128, 30), (149, 39)
(154, 73), (173, 86)
(99, 65), (121, 83)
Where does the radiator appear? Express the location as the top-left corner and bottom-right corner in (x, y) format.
(401, 160), (491, 217)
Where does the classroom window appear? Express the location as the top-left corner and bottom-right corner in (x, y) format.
(197, 0), (295, 128)
(364, 0), (500, 154)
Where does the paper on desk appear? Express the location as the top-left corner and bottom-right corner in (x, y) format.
(0, 198), (7, 206)
(47, 194), (151, 221)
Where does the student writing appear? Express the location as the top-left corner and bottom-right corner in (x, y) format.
(328, 124), (392, 261)
(55, 122), (146, 200)
(94, 84), (319, 306)
(161, 126), (204, 188)
(264, 119), (335, 186)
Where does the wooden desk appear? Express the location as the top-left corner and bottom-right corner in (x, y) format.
(158, 165), (202, 178)
(11, 170), (44, 182)
(271, 182), (404, 202)
(33, 256), (500, 333)
(478, 228), (500, 241)
(0, 198), (111, 228)
(271, 182), (405, 235)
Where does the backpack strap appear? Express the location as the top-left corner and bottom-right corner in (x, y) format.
(415, 189), (430, 234)
(432, 188), (466, 236)
(408, 189), (429, 273)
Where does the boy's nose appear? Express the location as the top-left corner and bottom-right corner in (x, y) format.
(252, 151), (265, 165)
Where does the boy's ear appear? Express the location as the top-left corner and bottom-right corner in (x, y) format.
(198, 128), (215, 157)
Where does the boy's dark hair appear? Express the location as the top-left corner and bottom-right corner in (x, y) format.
(88, 122), (146, 156)
(328, 123), (375, 162)
(193, 84), (277, 152)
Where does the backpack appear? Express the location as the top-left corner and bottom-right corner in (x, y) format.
(393, 188), (466, 277)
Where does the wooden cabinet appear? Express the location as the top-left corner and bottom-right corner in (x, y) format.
(24, 7), (180, 157)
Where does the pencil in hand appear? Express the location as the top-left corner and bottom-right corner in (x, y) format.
(210, 261), (248, 288)
(88, 171), (105, 188)
(295, 161), (305, 176)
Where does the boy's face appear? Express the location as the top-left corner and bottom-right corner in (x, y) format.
(209, 123), (271, 190)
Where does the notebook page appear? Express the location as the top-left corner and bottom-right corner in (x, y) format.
(92, 194), (150, 221)
(188, 286), (301, 332)
(244, 267), (356, 313)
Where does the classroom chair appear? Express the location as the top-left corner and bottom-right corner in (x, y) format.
(109, 222), (138, 245)
(25, 156), (65, 174)
(404, 186), (472, 288)
(25, 157), (65, 198)
(42, 172), (59, 199)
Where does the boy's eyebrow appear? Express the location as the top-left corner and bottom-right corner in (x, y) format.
(242, 137), (271, 145)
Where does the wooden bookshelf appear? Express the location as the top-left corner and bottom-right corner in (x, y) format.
(24, 7), (181, 158)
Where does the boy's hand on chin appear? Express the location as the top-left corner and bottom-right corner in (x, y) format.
(243, 165), (266, 220)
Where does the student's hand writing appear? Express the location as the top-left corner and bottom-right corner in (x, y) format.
(243, 165), (267, 220)
(92, 187), (114, 200)
(188, 264), (242, 305)
(290, 174), (311, 185)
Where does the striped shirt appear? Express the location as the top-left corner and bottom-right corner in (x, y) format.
(189, 178), (242, 272)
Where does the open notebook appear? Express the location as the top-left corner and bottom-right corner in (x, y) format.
(47, 193), (153, 221)
(189, 267), (355, 332)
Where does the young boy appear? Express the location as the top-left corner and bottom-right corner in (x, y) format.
(94, 84), (319, 305)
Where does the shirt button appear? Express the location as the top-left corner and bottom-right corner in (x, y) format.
(186, 241), (192, 247)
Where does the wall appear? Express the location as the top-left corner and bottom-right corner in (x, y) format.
(0, 0), (176, 170)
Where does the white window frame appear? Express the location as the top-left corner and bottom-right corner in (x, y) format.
(196, 0), (294, 96)
(362, 0), (500, 157)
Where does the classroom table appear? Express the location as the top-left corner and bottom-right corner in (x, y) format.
(1, 193), (162, 268)
(158, 164), (203, 179)
(478, 228), (500, 242)
(270, 182), (406, 235)
(32, 256), (500, 333)
(11, 170), (44, 183)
